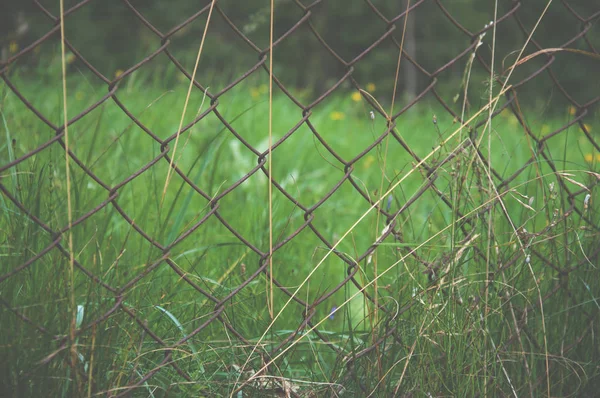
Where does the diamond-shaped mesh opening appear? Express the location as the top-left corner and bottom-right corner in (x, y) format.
(309, 1), (390, 63)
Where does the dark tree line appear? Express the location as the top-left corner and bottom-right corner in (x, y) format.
(2, 0), (598, 105)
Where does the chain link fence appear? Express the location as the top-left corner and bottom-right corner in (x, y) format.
(1, 0), (599, 396)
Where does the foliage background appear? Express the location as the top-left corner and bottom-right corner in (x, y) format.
(3, 0), (599, 106)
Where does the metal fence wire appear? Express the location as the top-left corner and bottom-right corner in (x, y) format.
(1, 0), (599, 396)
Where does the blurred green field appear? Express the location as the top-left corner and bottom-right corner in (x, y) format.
(1, 68), (599, 396)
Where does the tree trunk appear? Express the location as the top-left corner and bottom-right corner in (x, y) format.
(403, 0), (418, 101)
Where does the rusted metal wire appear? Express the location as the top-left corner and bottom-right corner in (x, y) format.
(1, 0), (599, 396)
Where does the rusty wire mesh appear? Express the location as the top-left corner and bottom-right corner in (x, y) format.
(1, 0), (600, 396)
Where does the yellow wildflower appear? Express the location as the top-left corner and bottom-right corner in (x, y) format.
(540, 124), (550, 135)
(583, 123), (592, 133)
(568, 106), (577, 116)
(330, 111), (345, 121)
(351, 92), (362, 102)
(363, 155), (375, 169)
(584, 153), (594, 163)
(65, 52), (76, 64)
(366, 82), (376, 92)
(250, 87), (260, 99)
(115, 69), (124, 78)
(75, 91), (84, 101)
(597, 154), (600, 162)
(9, 41), (18, 54)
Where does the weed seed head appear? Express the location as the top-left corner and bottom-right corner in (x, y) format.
(584, 194), (591, 210)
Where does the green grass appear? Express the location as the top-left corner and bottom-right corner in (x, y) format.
(1, 66), (599, 397)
